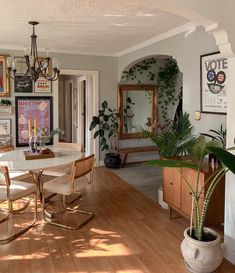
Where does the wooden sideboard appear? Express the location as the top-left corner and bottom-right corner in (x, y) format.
(163, 162), (225, 225)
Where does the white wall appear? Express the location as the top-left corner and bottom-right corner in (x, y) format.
(118, 26), (227, 138)
(224, 56), (235, 263)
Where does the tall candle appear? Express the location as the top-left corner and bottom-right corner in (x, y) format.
(28, 119), (31, 137)
(34, 120), (37, 136)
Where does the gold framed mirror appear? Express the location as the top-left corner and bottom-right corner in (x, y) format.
(118, 84), (157, 139)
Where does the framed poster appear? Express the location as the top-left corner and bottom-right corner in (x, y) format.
(0, 55), (10, 97)
(0, 119), (11, 135)
(34, 77), (52, 93)
(200, 52), (228, 114)
(15, 96), (53, 147)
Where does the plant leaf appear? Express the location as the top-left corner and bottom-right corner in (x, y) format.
(94, 130), (99, 139)
(207, 146), (235, 174)
(102, 101), (108, 109)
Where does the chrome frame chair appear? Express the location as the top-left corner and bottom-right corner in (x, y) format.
(0, 166), (37, 244)
(42, 154), (95, 229)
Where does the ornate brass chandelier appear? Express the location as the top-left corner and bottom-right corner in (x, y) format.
(7, 21), (60, 82)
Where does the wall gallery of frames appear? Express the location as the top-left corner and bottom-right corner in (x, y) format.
(0, 54), (53, 148)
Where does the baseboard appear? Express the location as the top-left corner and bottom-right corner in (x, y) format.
(99, 160), (104, 167)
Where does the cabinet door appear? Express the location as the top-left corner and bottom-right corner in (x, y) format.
(181, 168), (204, 217)
(163, 168), (181, 208)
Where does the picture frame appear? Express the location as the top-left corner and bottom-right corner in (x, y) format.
(14, 74), (33, 93)
(0, 136), (12, 147)
(0, 55), (10, 97)
(34, 77), (52, 93)
(15, 96), (53, 147)
(200, 52), (228, 114)
(0, 119), (11, 135)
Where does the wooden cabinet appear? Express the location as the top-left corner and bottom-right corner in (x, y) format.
(0, 145), (14, 153)
(163, 163), (225, 225)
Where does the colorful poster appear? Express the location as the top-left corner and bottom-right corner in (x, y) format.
(200, 52), (228, 114)
(15, 96), (53, 146)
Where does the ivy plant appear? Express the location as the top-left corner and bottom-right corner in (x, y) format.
(89, 101), (119, 153)
(121, 57), (181, 123)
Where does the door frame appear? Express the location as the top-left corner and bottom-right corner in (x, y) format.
(54, 69), (99, 166)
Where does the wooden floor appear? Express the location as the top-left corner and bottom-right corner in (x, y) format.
(0, 167), (235, 273)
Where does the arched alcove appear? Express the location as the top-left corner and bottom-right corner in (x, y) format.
(119, 55), (183, 130)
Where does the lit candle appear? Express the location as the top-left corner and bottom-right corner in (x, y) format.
(34, 120), (37, 136)
(28, 119), (31, 137)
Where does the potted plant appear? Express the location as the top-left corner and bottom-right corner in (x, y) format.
(89, 100), (121, 168)
(140, 112), (196, 158)
(201, 124), (226, 164)
(39, 128), (64, 150)
(149, 135), (235, 273)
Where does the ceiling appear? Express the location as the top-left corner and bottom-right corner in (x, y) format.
(0, 0), (191, 56)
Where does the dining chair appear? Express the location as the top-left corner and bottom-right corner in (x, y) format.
(0, 145), (31, 180)
(43, 142), (84, 177)
(42, 154), (95, 229)
(0, 165), (37, 244)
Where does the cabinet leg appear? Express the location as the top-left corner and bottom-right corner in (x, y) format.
(169, 207), (182, 220)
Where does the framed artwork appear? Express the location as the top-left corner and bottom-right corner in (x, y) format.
(0, 55), (10, 97)
(14, 75), (33, 93)
(15, 96), (53, 147)
(14, 57), (33, 93)
(0, 136), (12, 147)
(0, 119), (11, 135)
(34, 77), (52, 93)
(200, 52), (228, 114)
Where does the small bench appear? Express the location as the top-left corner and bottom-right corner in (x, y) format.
(118, 146), (159, 167)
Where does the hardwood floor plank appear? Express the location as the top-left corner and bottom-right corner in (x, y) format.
(0, 167), (234, 273)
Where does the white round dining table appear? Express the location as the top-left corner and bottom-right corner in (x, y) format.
(0, 147), (83, 172)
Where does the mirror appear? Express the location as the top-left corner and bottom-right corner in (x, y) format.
(118, 84), (157, 139)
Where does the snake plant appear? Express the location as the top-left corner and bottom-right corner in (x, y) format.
(149, 135), (235, 241)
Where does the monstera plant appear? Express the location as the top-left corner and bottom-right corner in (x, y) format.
(89, 101), (121, 168)
(149, 136), (235, 273)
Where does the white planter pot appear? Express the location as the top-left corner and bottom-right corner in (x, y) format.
(181, 227), (223, 273)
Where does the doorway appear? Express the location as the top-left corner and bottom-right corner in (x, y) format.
(54, 69), (99, 165)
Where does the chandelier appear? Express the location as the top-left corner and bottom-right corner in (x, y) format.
(7, 21), (60, 82)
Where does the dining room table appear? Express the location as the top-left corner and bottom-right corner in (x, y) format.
(0, 146), (84, 201)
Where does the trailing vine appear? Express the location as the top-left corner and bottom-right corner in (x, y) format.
(158, 58), (180, 120)
(121, 57), (181, 124)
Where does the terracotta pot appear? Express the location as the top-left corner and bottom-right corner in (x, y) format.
(181, 227), (223, 273)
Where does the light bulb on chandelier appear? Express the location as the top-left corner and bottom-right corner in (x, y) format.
(7, 21), (60, 83)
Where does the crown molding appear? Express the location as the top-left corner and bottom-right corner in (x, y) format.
(116, 21), (199, 57)
(0, 44), (117, 57)
(0, 21), (199, 58)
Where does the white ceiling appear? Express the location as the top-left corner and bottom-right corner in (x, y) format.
(0, 0), (191, 56)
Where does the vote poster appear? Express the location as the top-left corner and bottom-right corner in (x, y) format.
(200, 52), (228, 114)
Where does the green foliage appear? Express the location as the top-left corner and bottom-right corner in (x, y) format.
(149, 135), (235, 241)
(89, 100), (119, 153)
(40, 128), (64, 144)
(121, 57), (180, 123)
(0, 99), (12, 106)
(201, 124), (226, 148)
(158, 58), (180, 120)
(140, 112), (196, 157)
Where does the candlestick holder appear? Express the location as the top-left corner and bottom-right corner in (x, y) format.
(28, 134), (39, 153)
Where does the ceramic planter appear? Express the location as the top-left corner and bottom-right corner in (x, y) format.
(104, 153), (121, 168)
(181, 227), (223, 273)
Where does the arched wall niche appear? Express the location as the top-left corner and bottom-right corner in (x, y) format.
(119, 55), (183, 130)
